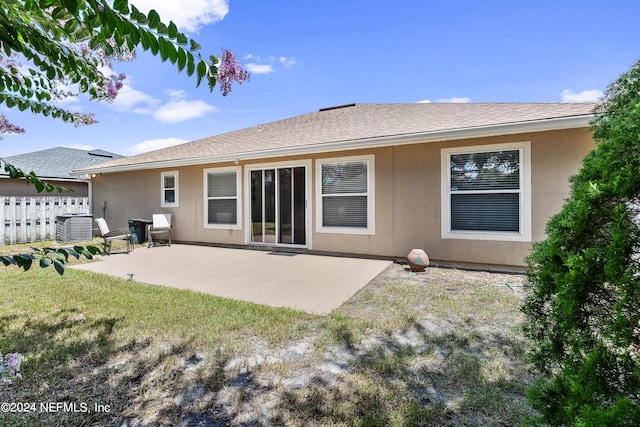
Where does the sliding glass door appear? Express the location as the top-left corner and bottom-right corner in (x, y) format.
(250, 166), (306, 246)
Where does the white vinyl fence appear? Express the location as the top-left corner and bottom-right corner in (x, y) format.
(0, 196), (90, 245)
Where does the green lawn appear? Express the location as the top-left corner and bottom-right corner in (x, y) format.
(0, 243), (534, 426)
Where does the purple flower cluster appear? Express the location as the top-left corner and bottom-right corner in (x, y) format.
(101, 73), (126, 100)
(0, 115), (25, 139)
(80, 43), (92, 56)
(217, 49), (250, 96)
(0, 352), (22, 384)
(71, 112), (97, 127)
(0, 54), (25, 84)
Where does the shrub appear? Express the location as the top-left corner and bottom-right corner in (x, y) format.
(522, 60), (640, 426)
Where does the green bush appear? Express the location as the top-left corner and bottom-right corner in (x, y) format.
(522, 60), (640, 426)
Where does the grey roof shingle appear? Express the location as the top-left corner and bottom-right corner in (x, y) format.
(79, 102), (596, 172)
(2, 147), (123, 179)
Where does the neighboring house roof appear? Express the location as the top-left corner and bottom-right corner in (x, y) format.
(78, 103), (596, 174)
(2, 147), (124, 180)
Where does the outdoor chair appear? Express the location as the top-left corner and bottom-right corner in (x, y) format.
(95, 217), (132, 254)
(147, 213), (172, 248)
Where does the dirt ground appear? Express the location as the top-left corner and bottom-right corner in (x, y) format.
(190, 263), (532, 426)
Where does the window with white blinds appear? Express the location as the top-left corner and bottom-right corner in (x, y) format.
(449, 149), (521, 233)
(316, 156), (374, 234)
(204, 167), (240, 228)
(161, 171), (178, 207)
(441, 142), (532, 242)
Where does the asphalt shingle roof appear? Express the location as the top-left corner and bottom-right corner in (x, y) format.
(79, 103), (596, 172)
(3, 147), (123, 179)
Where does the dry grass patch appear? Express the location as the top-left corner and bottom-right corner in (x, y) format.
(0, 258), (534, 426)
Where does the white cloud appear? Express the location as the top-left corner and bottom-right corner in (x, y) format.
(243, 54), (296, 74)
(561, 89), (603, 103)
(279, 56), (296, 67)
(153, 100), (216, 123)
(417, 97), (471, 103)
(109, 81), (160, 113)
(166, 89), (188, 99)
(108, 83), (214, 123)
(129, 0), (229, 33)
(245, 63), (274, 74)
(126, 137), (189, 154)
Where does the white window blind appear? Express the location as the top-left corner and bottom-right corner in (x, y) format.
(321, 160), (368, 228)
(207, 171), (237, 225)
(449, 149), (521, 233)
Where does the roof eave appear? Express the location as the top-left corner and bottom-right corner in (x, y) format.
(75, 114), (594, 175)
(0, 174), (90, 183)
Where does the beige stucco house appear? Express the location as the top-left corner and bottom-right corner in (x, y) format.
(77, 103), (596, 269)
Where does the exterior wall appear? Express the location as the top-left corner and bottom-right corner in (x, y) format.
(310, 148), (395, 256)
(91, 127), (594, 267)
(1, 177), (88, 197)
(389, 128), (593, 267)
(91, 162), (244, 245)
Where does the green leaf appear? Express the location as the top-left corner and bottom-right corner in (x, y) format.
(159, 38), (177, 64)
(40, 257), (53, 268)
(20, 258), (33, 272)
(186, 55), (195, 76)
(148, 9), (160, 28)
(102, 7), (119, 34)
(139, 28), (150, 50)
(8, 165), (23, 179)
(54, 260), (65, 275)
(157, 38), (169, 62)
(196, 61), (207, 86)
(51, 6), (70, 20)
(1, 256), (17, 266)
(61, 0), (78, 14)
(177, 48), (187, 72)
(189, 39), (201, 52)
(86, 245), (103, 255)
(66, 248), (80, 259)
(168, 22), (178, 38)
(35, 179), (44, 193)
(113, 0), (130, 14)
(64, 16), (79, 33)
(126, 22), (140, 47)
(131, 5), (149, 25)
(141, 31), (159, 55)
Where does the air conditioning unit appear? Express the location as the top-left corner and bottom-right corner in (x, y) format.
(56, 213), (93, 242)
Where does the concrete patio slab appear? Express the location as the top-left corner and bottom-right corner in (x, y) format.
(72, 245), (391, 315)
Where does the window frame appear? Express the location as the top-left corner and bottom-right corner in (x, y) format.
(440, 141), (532, 242)
(160, 171), (179, 208)
(315, 154), (375, 235)
(203, 166), (242, 230)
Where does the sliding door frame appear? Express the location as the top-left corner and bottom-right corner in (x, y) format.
(244, 159), (312, 249)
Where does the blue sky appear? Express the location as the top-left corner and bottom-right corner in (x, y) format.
(1, 0), (638, 157)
